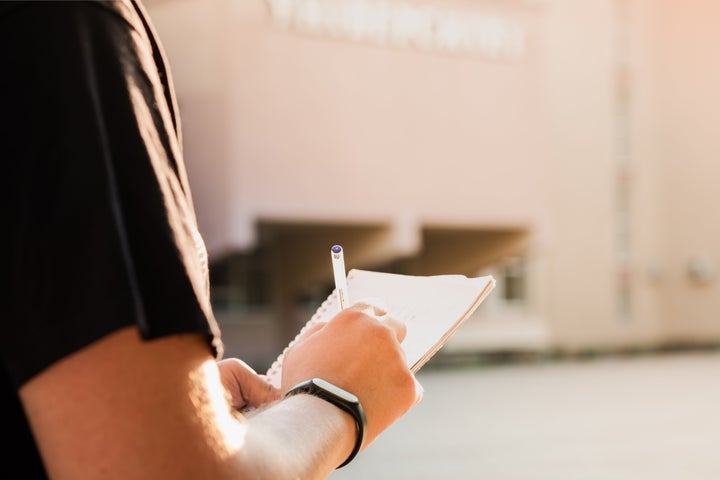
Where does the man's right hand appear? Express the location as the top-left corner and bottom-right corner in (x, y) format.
(279, 301), (422, 448)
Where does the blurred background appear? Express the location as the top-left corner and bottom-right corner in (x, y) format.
(144, 0), (720, 477)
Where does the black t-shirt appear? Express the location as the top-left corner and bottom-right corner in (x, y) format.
(1, 1), (223, 476)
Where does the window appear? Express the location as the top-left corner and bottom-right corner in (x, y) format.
(500, 256), (525, 304)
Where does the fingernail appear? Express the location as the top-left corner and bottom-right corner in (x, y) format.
(414, 377), (424, 404)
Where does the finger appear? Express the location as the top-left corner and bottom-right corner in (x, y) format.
(218, 358), (281, 409)
(240, 371), (281, 408)
(349, 299), (406, 342)
(351, 298), (388, 317)
(382, 315), (407, 343)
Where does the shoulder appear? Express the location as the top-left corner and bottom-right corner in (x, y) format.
(0, 1), (151, 51)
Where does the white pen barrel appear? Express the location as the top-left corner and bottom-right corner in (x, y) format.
(331, 245), (349, 310)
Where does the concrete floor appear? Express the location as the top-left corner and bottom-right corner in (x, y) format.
(331, 351), (720, 480)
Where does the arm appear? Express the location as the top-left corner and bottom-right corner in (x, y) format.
(10, 4), (417, 476)
(19, 303), (418, 479)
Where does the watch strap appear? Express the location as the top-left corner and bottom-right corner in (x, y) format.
(284, 378), (367, 468)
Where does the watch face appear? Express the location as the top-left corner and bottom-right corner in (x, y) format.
(313, 378), (359, 403)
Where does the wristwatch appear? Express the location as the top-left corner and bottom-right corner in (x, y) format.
(284, 378), (367, 468)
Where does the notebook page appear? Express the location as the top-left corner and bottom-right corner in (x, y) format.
(265, 269), (495, 389)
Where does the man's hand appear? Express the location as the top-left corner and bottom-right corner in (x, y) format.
(217, 358), (281, 410)
(280, 301), (421, 447)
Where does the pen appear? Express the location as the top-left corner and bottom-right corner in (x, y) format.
(331, 245), (349, 311)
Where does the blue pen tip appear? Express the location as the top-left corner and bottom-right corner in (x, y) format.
(331, 245), (342, 253)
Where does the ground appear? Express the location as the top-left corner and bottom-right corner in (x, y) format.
(331, 350), (720, 480)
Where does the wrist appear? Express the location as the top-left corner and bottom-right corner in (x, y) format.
(284, 378), (367, 468)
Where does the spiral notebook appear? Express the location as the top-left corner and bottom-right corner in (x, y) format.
(265, 269), (496, 389)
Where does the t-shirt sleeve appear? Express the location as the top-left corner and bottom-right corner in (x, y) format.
(1, 0), (223, 388)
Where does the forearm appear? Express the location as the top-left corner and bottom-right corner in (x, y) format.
(20, 330), (356, 480)
(237, 395), (356, 479)
(20, 315), (415, 479)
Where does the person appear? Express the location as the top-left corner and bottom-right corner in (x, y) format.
(1, 1), (420, 478)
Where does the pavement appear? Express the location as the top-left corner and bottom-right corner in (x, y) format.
(330, 350), (720, 480)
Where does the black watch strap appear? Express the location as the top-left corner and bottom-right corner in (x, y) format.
(284, 378), (367, 468)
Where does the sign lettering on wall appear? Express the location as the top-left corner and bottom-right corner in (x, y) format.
(266, 0), (526, 60)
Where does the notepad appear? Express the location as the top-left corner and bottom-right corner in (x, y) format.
(265, 269), (496, 389)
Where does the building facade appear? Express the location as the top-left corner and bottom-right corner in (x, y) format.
(145, 0), (720, 368)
